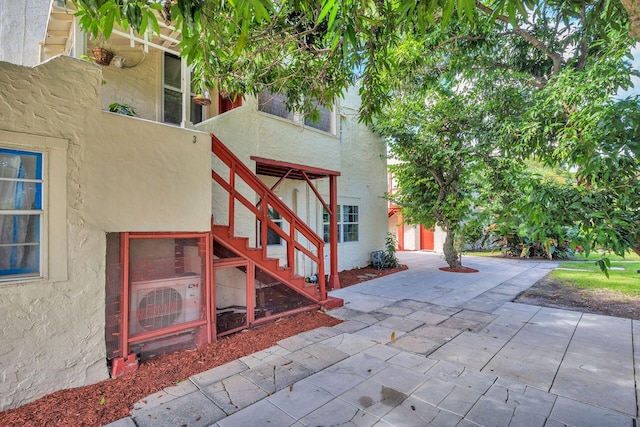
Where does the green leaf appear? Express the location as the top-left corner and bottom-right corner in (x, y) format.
(441, 0), (455, 27)
(328, 2), (340, 29)
(318, 0), (336, 23)
(103, 7), (115, 39)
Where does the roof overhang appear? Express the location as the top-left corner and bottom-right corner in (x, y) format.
(41, 0), (182, 62)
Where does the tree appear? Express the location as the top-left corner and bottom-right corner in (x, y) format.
(71, 0), (636, 119)
(374, 2), (640, 267)
(75, 0), (640, 262)
(377, 69), (527, 268)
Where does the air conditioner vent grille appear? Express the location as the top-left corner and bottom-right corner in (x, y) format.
(136, 287), (183, 332)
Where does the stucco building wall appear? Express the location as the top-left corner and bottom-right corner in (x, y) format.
(100, 49), (162, 121)
(0, 56), (211, 411)
(0, 1), (49, 67)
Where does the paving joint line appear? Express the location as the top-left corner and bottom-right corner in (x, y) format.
(547, 311), (583, 394)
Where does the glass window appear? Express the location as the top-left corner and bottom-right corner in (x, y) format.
(323, 205), (358, 243)
(304, 103), (332, 133)
(0, 148), (43, 279)
(258, 90), (334, 134)
(342, 205), (359, 242)
(163, 53), (203, 125)
(258, 90), (293, 120)
(322, 205), (340, 243)
(266, 207), (283, 246)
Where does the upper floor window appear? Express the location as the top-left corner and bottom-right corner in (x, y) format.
(0, 148), (43, 279)
(258, 89), (335, 134)
(163, 53), (203, 125)
(258, 90), (293, 121)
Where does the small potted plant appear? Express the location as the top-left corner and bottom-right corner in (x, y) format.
(91, 43), (114, 66)
(108, 102), (137, 117)
(74, 0), (116, 65)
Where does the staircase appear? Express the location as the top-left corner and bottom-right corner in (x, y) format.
(211, 225), (322, 300)
(211, 134), (340, 308)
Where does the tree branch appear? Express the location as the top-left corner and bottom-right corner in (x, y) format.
(576, 6), (588, 71)
(476, 1), (564, 76)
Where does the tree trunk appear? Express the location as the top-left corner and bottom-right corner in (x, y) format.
(620, 0), (640, 40)
(442, 228), (462, 269)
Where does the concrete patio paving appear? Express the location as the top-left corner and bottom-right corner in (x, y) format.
(108, 252), (639, 426)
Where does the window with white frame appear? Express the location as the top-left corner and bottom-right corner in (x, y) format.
(258, 89), (335, 134)
(266, 207), (283, 246)
(322, 204), (359, 243)
(163, 53), (203, 125)
(259, 207), (283, 246)
(342, 205), (359, 242)
(0, 148), (43, 279)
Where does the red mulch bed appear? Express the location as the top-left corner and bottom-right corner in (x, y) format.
(337, 264), (408, 287)
(438, 266), (479, 273)
(0, 264), (408, 427)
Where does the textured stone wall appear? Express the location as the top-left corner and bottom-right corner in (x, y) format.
(0, 56), (211, 411)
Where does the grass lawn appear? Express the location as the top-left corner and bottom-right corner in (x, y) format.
(570, 251), (640, 261)
(552, 260), (640, 296)
(465, 249), (640, 261)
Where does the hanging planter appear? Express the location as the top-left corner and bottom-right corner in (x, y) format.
(193, 92), (212, 106)
(92, 47), (114, 66)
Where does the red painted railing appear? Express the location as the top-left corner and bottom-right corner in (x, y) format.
(211, 134), (326, 300)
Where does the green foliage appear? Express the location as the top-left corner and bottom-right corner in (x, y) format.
(73, 0), (640, 271)
(463, 218), (486, 250)
(381, 233), (400, 269)
(108, 102), (137, 116)
(70, 0), (629, 122)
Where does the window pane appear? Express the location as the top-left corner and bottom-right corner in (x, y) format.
(164, 54), (181, 88)
(0, 214), (40, 244)
(0, 214), (40, 274)
(343, 224), (359, 242)
(0, 244), (39, 274)
(190, 97), (203, 124)
(266, 226), (282, 245)
(0, 181), (41, 210)
(258, 90), (293, 120)
(343, 205), (358, 223)
(164, 88), (182, 124)
(268, 207), (281, 220)
(304, 103), (332, 132)
(0, 150), (41, 180)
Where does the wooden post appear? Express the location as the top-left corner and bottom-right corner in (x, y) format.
(328, 175), (340, 289)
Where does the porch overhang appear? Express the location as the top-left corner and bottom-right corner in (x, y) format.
(250, 156), (340, 180)
(250, 155), (342, 289)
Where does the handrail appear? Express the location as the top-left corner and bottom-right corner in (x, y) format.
(211, 134), (326, 298)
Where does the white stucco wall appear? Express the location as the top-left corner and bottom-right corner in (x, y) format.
(0, 56), (211, 411)
(100, 49), (161, 121)
(0, 0), (49, 66)
(199, 85), (388, 273)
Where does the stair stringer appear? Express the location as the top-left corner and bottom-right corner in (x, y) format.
(212, 224), (322, 302)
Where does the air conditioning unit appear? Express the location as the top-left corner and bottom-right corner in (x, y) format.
(129, 274), (202, 336)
